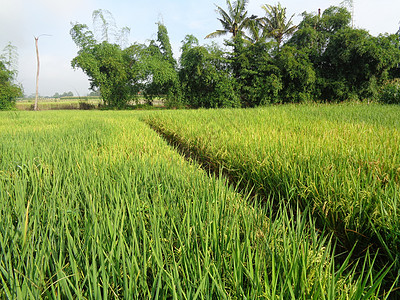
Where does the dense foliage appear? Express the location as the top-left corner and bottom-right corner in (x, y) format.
(379, 79), (400, 104)
(71, 18), (182, 108)
(0, 42), (22, 110)
(0, 61), (22, 110)
(180, 36), (240, 108)
(70, 3), (400, 108)
(70, 22), (134, 108)
(132, 23), (182, 107)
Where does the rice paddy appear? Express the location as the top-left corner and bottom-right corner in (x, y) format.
(145, 104), (400, 293)
(0, 106), (398, 298)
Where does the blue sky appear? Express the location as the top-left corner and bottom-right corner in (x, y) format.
(1, 0), (399, 97)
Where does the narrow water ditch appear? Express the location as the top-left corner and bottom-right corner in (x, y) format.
(146, 121), (261, 204)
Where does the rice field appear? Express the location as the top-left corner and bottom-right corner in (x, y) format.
(144, 104), (400, 290)
(0, 108), (397, 298)
(15, 98), (102, 111)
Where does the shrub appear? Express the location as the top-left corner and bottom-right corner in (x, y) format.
(0, 61), (22, 110)
(378, 79), (400, 104)
(79, 101), (96, 110)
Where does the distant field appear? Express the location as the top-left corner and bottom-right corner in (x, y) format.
(15, 97), (102, 110)
(15, 97), (165, 110)
(0, 108), (397, 298)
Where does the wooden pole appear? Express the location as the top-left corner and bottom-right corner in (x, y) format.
(34, 37), (39, 111)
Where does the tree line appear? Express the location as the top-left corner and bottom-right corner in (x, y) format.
(70, 2), (400, 109)
(3, 1), (400, 110)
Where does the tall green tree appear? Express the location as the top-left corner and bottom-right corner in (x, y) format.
(125, 23), (182, 107)
(0, 60), (22, 110)
(180, 35), (240, 108)
(232, 37), (315, 106)
(286, 6), (400, 101)
(157, 22), (176, 68)
(261, 3), (297, 50)
(71, 39), (133, 108)
(288, 6), (351, 59)
(274, 46), (316, 102)
(1, 42), (18, 79)
(205, 0), (254, 39)
(0, 42), (22, 110)
(231, 38), (282, 106)
(70, 12), (136, 108)
(320, 29), (400, 101)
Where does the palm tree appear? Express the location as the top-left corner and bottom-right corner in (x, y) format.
(205, 0), (253, 39)
(261, 3), (297, 50)
(245, 18), (270, 44)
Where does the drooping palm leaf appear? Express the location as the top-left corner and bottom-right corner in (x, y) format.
(244, 17), (269, 44)
(206, 0), (252, 39)
(261, 3), (297, 49)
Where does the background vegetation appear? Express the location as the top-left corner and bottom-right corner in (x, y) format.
(68, 1), (400, 109)
(2, 1), (400, 110)
(0, 43), (23, 110)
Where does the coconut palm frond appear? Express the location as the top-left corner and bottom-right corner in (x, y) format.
(205, 30), (229, 39)
(261, 2), (297, 49)
(206, 0), (252, 39)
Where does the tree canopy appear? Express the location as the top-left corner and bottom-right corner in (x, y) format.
(180, 36), (240, 108)
(70, 17), (183, 108)
(0, 43), (22, 110)
(70, 29), (132, 108)
(261, 3), (297, 50)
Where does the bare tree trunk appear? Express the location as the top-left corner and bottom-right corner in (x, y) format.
(34, 37), (39, 111)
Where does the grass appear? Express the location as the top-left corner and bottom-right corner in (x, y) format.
(0, 110), (393, 298)
(144, 103), (400, 288)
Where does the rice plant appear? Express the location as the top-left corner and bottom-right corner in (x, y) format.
(0, 110), (391, 298)
(144, 104), (400, 291)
